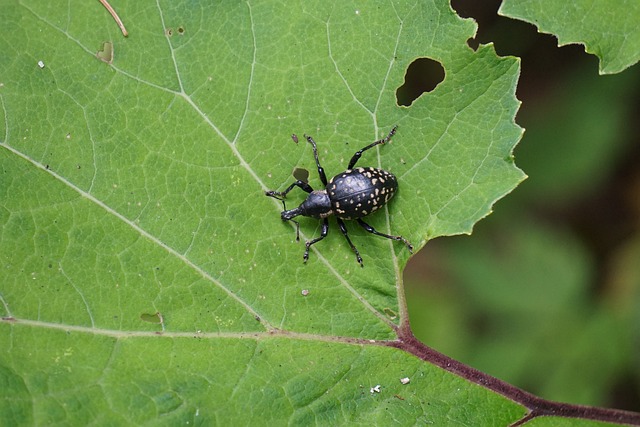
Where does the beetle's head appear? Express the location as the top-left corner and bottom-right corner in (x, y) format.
(281, 207), (302, 221)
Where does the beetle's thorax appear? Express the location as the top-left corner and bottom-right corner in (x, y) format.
(281, 190), (333, 220)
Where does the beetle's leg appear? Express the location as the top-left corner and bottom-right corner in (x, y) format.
(304, 134), (328, 186)
(356, 218), (413, 253)
(347, 126), (397, 169)
(290, 218), (300, 241)
(336, 218), (364, 267)
(265, 180), (314, 200)
(303, 218), (329, 263)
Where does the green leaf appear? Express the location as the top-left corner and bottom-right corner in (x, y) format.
(499, 0), (640, 74)
(0, 1), (535, 424)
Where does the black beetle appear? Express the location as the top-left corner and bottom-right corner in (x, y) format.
(266, 126), (413, 267)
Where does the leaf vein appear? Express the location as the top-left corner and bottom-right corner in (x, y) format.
(0, 143), (271, 331)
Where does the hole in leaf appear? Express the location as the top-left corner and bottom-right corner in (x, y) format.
(96, 41), (114, 64)
(383, 307), (397, 319)
(140, 312), (164, 324)
(396, 57), (445, 106)
(293, 167), (309, 183)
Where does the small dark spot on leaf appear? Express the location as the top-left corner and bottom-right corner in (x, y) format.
(165, 28), (173, 37)
(396, 57), (445, 106)
(177, 26), (185, 35)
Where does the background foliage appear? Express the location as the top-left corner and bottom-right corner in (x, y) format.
(407, 0), (640, 413)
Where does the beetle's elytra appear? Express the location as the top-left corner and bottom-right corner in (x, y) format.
(265, 126), (413, 267)
(328, 167), (397, 220)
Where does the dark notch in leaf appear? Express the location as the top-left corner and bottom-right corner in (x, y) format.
(96, 41), (114, 64)
(396, 57), (445, 106)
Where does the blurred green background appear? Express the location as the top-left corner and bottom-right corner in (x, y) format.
(403, 0), (640, 412)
